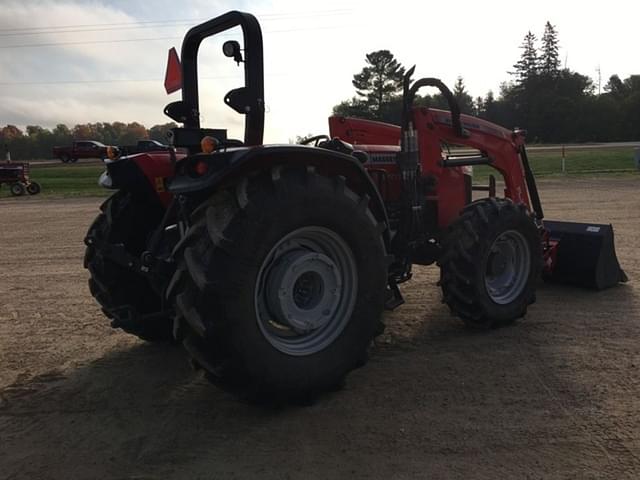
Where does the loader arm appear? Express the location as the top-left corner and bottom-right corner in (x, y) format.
(330, 111), (536, 227)
(417, 108), (531, 208)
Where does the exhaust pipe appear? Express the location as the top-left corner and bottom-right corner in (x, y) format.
(543, 220), (628, 290)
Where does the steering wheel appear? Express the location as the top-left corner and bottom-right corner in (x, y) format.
(299, 135), (330, 147)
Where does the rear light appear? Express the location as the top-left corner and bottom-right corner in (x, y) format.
(194, 160), (209, 176)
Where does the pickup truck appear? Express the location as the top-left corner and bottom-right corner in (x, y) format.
(52, 140), (109, 163)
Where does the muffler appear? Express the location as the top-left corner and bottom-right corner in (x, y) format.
(543, 220), (628, 290)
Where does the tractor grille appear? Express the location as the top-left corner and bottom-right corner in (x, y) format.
(367, 153), (397, 164)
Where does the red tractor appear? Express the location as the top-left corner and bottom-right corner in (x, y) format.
(0, 162), (41, 196)
(84, 11), (626, 401)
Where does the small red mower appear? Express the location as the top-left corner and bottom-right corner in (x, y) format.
(0, 162), (41, 196)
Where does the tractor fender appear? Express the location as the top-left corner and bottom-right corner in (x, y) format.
(102, 152), (175, 207)
(169, 145), (390, 242)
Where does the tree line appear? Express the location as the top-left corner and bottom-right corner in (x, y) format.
(334, 22), (639, 143)
(2, 22), (637, 160)
(0, 122), (177, 161)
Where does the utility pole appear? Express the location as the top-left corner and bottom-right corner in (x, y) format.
(596, 65), (602, 95)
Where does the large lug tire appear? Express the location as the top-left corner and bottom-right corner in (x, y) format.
(10, 183), (26, 196)
(84, 191), (173, 342)
(438, 198), (542, 329)
(168, 167), (388, 401)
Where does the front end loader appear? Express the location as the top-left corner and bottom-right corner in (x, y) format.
(84, 10), (626, 402)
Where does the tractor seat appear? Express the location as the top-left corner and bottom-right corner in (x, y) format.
(319, 137), (354, 155)
(319, 137), (369, 164)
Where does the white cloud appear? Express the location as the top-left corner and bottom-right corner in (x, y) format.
(0, 0), (638, 142)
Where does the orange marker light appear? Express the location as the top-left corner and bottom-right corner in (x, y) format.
(200, 136), (218, 154)
(107, 146), (120, 160)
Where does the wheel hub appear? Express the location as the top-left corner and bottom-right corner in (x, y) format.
(255, 226), (358, 356)
(484, 230), (531, 305)
(265, 250), (341, 333)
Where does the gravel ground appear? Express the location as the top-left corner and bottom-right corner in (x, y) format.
(1, 176), (639, 479)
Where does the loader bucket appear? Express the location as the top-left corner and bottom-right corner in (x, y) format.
(544, 220), (628, 290)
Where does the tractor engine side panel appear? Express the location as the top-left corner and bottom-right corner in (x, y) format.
(329, 115), (470, 227)
(329, 116), (401, 146)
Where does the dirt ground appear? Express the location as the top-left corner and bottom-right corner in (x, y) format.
(1, 176), (639, 479)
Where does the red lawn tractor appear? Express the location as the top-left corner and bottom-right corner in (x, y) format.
(84, 11), (626, 401)
(0, 162), (41, 196)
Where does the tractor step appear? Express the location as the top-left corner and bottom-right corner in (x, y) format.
(108, 305), (168, 329)
(384, 281), (405, 310)
(543, 220), (628, 290)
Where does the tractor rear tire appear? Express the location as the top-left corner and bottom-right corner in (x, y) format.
(84, 191), (173, 342)
(438, 198), (542, 329)
(27, 182), (41, 195)
(168, 167), (388, 402)
(10, 183), (25, 196)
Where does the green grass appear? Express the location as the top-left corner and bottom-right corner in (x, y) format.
(0, 164), (108, 198)
(473, 147), (638, 181)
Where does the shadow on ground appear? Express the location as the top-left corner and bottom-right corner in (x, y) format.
(1, 281), (639, 479)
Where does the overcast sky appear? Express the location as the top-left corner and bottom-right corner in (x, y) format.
(0, 0), (637, 142)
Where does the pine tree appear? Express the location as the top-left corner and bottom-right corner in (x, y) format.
(512, 31), (538, 82)
(539, 21), (560, 76)
(452, 76), (475, 114)
(352, 50), (405, 117)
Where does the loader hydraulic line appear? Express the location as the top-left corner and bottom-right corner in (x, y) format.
(518, 145), (544, 220)
(395, 68), (468, 257)
(401, 67), (464, 138)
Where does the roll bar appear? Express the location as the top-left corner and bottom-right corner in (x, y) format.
(164, 11), (265, 146)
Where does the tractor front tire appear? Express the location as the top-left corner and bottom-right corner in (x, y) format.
(169, 167), (388, 402)
(84, 191), (173, 342)
(438, 198), (542, 329)
(10, 183), (26, 196)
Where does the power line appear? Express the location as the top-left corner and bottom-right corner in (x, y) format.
(0, 18), (202, 33)
(0, 74), (288, 86)
(0, 78), (173, 85)
(0, 23), (351, 49)
(0, 9), (352, 35)
(0, 22), (196, 37)
(0, 36), (182, 49)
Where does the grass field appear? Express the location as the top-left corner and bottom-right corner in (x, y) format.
(1, 164), (107, 198)
(514, 147), (634, 174)
(472, 147), (638, 180)
(1, 147), (637, 198)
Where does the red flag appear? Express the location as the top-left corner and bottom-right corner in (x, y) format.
(164, 47), (182, 94)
